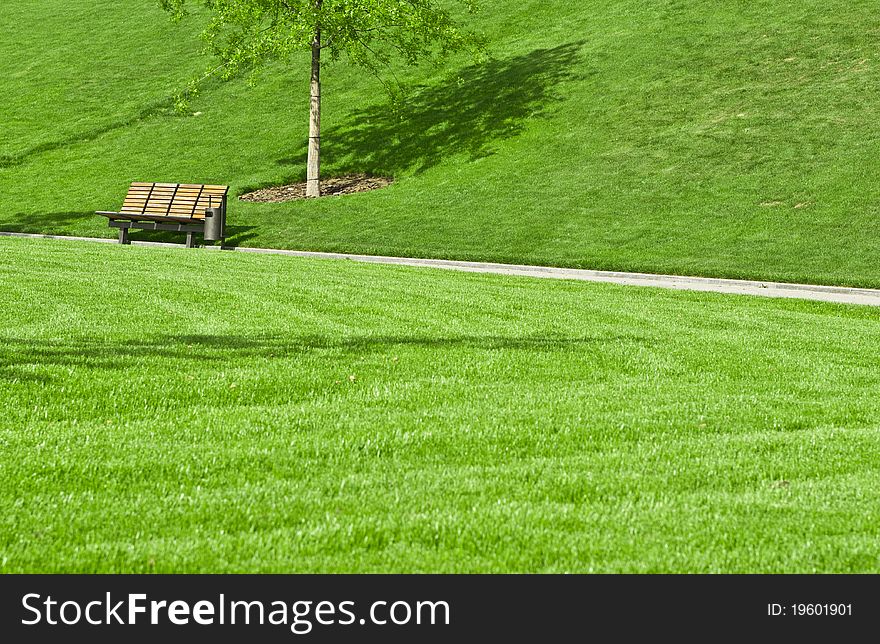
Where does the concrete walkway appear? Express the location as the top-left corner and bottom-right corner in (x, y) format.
(3, 230), (880, 307)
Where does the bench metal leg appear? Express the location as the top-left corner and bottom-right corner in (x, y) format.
(185, 232), (195, 249)
(118, 227), (130, 245)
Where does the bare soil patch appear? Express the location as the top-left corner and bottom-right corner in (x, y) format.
(239, 174), (392, 202)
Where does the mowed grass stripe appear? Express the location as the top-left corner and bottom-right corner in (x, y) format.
(1, 236), (879, 572)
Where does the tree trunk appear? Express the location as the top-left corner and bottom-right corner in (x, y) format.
(306, 24), (321, 198)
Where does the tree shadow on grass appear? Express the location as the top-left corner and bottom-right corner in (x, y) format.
(0, 332), (652, 380)
(0, 75), (231, 169)
(0, 100), (177, 169)
(269, 41), (588, 185)
(1, 213), (258, 248)
(222, 225), (260, 247)
(2, 212), (96, 234)
(126, 224), (260, 247)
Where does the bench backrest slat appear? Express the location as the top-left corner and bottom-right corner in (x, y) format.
(118, 182), (229, 219)
(190, 184), (205, 218)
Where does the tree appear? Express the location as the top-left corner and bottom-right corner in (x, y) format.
(160, 0), (483, 197)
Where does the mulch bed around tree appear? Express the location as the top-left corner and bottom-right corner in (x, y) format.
(238, 174), (393, 202)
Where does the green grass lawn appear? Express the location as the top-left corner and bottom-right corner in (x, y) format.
(2, 236), (879, 572)
(2, 1), (880, 287)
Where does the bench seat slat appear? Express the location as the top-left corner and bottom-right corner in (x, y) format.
(142, 207), (204, 216)
(97, 212), (200, 224)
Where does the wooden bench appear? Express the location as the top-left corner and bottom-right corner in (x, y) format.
(97, 182), (229, 248)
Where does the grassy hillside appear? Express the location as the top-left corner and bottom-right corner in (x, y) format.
(2, 236), (880, 572)
(1, 1), (880, 286)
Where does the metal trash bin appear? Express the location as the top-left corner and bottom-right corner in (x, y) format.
(203, 206), (225, 243)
